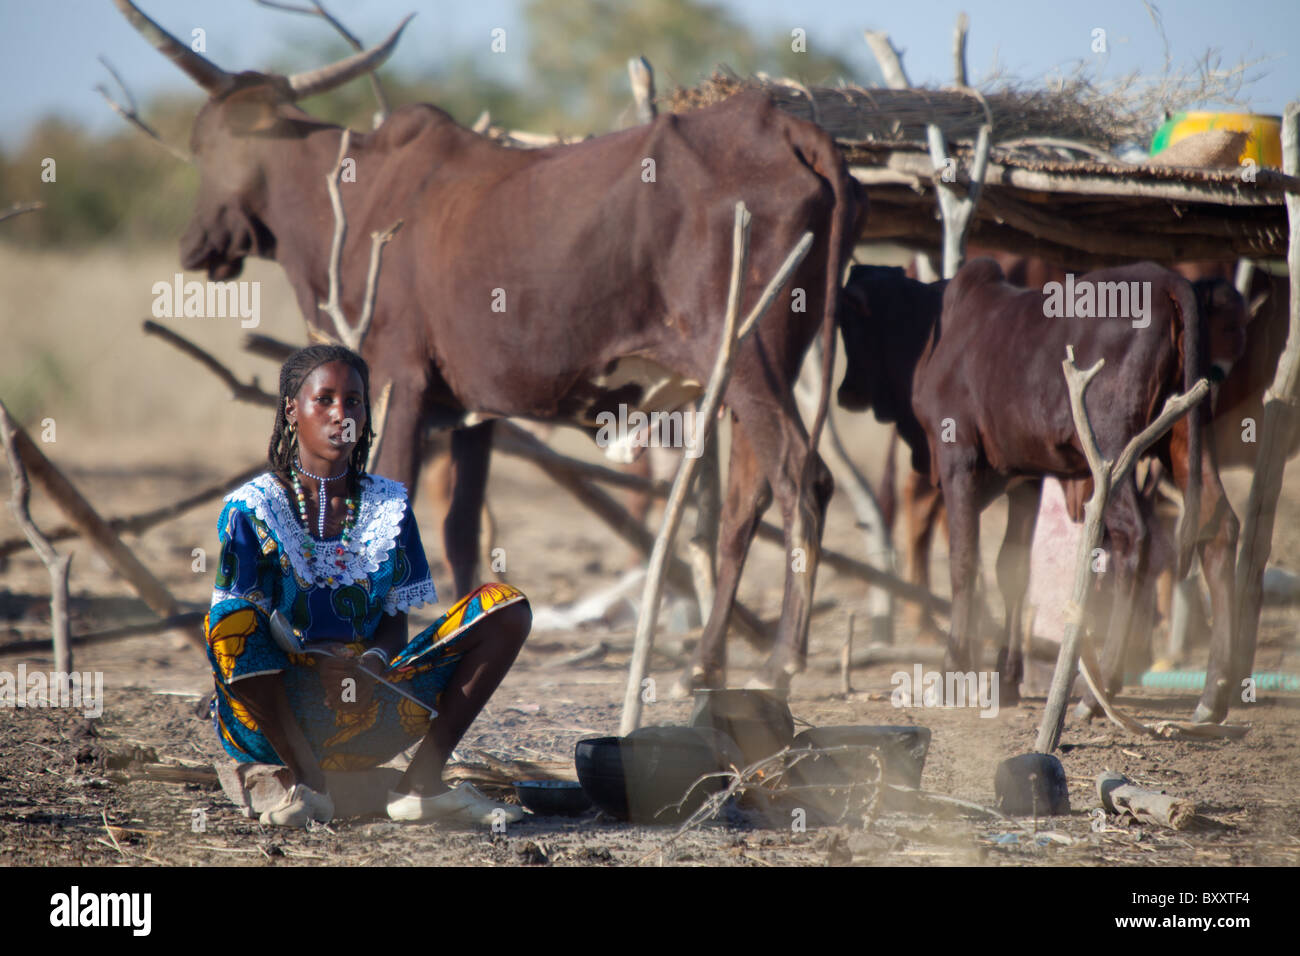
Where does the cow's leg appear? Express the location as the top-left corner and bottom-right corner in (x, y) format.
(903, 470), (947, 643)
(994, 481), (1040, 706)
(702, 387), (831, 691)
(676, 420), (771, 693)
(1075, 477), (1148, 719)
(1190, 460), (1240, 724)
(444, 422), (494, 598)
(370, 376), (426, 495)
(937, 451), (982, 675)
(742, 406), (833, 690)
(623, 453), (654, 567)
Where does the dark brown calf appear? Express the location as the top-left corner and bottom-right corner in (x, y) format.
(914, 258), (1252, 722)
(840, 260), (1250, 720)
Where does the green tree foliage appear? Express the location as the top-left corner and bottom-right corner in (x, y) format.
(524, 0), (862, 131)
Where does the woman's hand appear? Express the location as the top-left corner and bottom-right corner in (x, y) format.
(318, 645), (378, 712)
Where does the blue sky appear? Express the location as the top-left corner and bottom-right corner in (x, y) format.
(1, 0), (1296, 148)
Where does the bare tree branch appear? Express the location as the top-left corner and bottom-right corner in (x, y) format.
(252, 0), (391, 121)
(94, 57), (192, 164)
(0, 202), (44, 225)
(317, 129), (402, 351)
(142, 320), (277, 407)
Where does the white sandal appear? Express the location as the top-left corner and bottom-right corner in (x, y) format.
(387, 783), (524, 825)
(259, 783), (334, 827)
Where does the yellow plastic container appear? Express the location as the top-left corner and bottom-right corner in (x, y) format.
(1150, 111), (1282, 168)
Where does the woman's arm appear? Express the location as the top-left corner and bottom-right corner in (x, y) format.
(370, 611), (408, 661)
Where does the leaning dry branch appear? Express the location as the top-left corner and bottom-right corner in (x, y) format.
(253, 0), (392, 121)
(0, 410), (185, 630)
(1, 401), (73, 672)
(619, 204), (813, 735)
(0, 201), (44, 225)
(1035, 347), (1209, 754)
(94, 57), (191, 164)
(142, 321), (277, 407)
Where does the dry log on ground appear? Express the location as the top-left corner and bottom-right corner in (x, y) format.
(1097, 771), (1196, 830)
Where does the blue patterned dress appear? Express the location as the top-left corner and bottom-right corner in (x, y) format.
(204, 471), (526, 771)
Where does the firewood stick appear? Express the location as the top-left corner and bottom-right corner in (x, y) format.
(1096, 771), (1195, 830)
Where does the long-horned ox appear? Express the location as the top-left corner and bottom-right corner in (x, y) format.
(115, 0), (866, 691)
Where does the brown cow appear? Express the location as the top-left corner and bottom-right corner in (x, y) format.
(116, 0), (864, 692)
(841, 259), (1250, 721)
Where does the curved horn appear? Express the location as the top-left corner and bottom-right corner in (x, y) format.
(287, 14), (415, 101)
(113, 0), (229, 93)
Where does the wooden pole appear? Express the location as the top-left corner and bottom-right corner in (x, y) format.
(862, 31), (912, 90)
(1234, 102), (1300, 692)
(619, 205), (814, 735)
(794, 344), (896, 643)
(1035, 348), (1209, 753)
(628, 56), (657, 124)
(927, 123), (992, 278)
(952, 12), (969, 87)
(1, 403), (73, 672)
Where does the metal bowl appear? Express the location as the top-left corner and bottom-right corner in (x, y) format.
(513, 779), (592, 816)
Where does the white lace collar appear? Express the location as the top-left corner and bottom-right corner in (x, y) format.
(224, 472), (409, 589)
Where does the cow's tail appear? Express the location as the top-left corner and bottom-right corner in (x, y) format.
(803, 130), (863, 470)
(1173, 278), (1202, 580)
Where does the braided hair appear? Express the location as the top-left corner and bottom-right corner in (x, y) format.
(268, 344), (374, 499)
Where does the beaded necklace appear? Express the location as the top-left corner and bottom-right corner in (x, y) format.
(290, 458), (359, 587)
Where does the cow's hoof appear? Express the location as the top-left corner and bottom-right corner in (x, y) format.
(745, 665), (793, 693)
(1193, 679), (1231, 724)
(1073, 698), (1101, 722)
(1191, 700), (1227, 725)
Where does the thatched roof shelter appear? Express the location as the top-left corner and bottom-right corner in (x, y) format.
(668, 75), (1299, 266)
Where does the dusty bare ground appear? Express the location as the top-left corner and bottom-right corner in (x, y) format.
(1, 245), (1298, 866)
(2, 451), (1298, 867)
